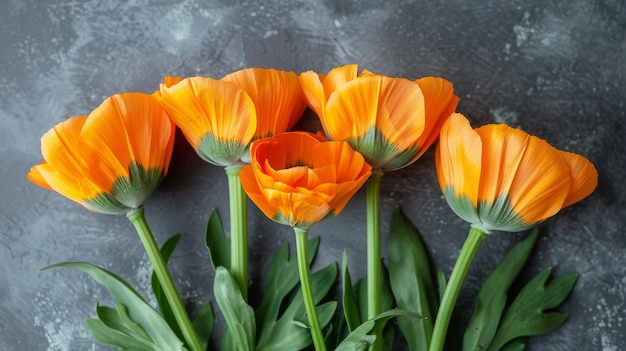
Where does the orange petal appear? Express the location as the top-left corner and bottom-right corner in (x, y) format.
(299, 70), (326, 120)
(475, 124), (530, 204)
(240, 164), (279, 220)
(160, 76), (256, 153)
(31, 115), (104, 201)
(27, 163), (52, 190)
(153, 76), (183, 98)
(560, 151), (598, 207)
(436, 113), (482, 207)
(79, 93), (174, 191)
(263, 189), (330, 228)
(312, 141), (371, 183)
(322, 64), (360, 99)
(324, 75), (425, 153)
(413, 77), (459, 158)
(223, 68), (306, 138)
(504, 134), (571, 224)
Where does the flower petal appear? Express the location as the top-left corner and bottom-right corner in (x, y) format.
(505, 134), (571, 225)
(413, 77), (459, 158)
(160, 76), (256, 166)
(240, 164), (279, 220)
(30, 115), (105, 202)
(324, 75), (425, 169)
(560, 151), (598, 208)
(223, 68), (306, 139)
(79, 93), (173, 192)
(436, 113), (482, 208)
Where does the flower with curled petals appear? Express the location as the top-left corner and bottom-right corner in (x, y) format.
(436, 113), (598, 233)
(28, 92), (175, 214)
(240, 131), (372, 229)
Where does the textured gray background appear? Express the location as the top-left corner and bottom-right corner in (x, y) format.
(1, 0), (625, 350)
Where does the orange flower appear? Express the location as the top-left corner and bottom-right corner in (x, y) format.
(223, 68), (307, 139)
(159, 76), (257, 167)
(300, 64), (459, 171)
(27, 93), (175, 214)
(240, 132), (372, 229)
(436, 113), (598, 232)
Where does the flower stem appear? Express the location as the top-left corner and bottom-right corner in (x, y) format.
(127, 208), (203, 351)
(429, 227), (487, 351)
(294, 227), (327, 351)
(226, 165), (248, 301)
(366, 172), (382, 351)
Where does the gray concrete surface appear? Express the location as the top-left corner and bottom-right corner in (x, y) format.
(1, 0), (624, 350)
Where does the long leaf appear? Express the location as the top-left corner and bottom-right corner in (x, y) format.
(342, 249), (361, 332)
(87, 302), (155, 351)
(86, 317), (155, 351)
(335, 309), (423, 351)
(256, 263), (337, 351)
(41, 262), (186, 350)
(487, 269), (578, 350)
(354, 262), (396, 350)
(387, 207), (438, 351)
(463, 230), (538, 351)
(192, 301), (214, 351)
(151, 233), (184, 340)
(205, 209), (231, 270)
(256, 237), (320, 331)
(214, 266), (255, 351)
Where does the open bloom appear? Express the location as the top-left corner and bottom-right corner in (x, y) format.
(159, 76), (257, 167)
(223, 67), (307, 139)
(436, 113), (598, 232)
(28, 93), (175, 214)
(240, 132), (372, 229)
(300, 64), (459, 171)
(159, 69), (306, 167)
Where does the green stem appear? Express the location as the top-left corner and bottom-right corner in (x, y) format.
(226, 165), (248, 301)
(366, 172), (382, 351)
(294, 227), (327, 351)
(127, 208), (204, 351)
(429, 227), (487, 351)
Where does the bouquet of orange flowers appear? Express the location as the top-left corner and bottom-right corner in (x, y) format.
(28, 64), (597, 351)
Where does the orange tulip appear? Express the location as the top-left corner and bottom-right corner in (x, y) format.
(240, 132), (372, 229)
(222, 68), (307, 139)
(28, 93), (175, 214)
(436, 113), (598, 232)
(159, 76), (257, 167)
(300, 64), (459, 171)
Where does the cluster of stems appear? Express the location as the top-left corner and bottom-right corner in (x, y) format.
(130, 165), (485, 351)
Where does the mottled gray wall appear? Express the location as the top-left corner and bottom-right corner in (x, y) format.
(1, 0), (624, 350)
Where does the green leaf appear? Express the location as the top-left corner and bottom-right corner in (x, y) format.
(114, 302), (152, 341)
(387, 207), (438, 351)
(86, 302), (156, 351)
(487, 269), (578, 351)
(151, 233), (184, 341)
(256, 237), (329, 351)
(205, 209), (231, 271)
(87, 316), (155, 351)
(214, 266), (255, 351)
(463, 230), (538, 351)
(41, 262), (186, 350)
(354, 262), (395, 351)
(437, 269), (447, 303)
(342, 250), (361, 332)
(500, 338), (526, 351)
(256, 263), (338, 351)
(335, 309), (423, 351)
(192, 301), (214, 350)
